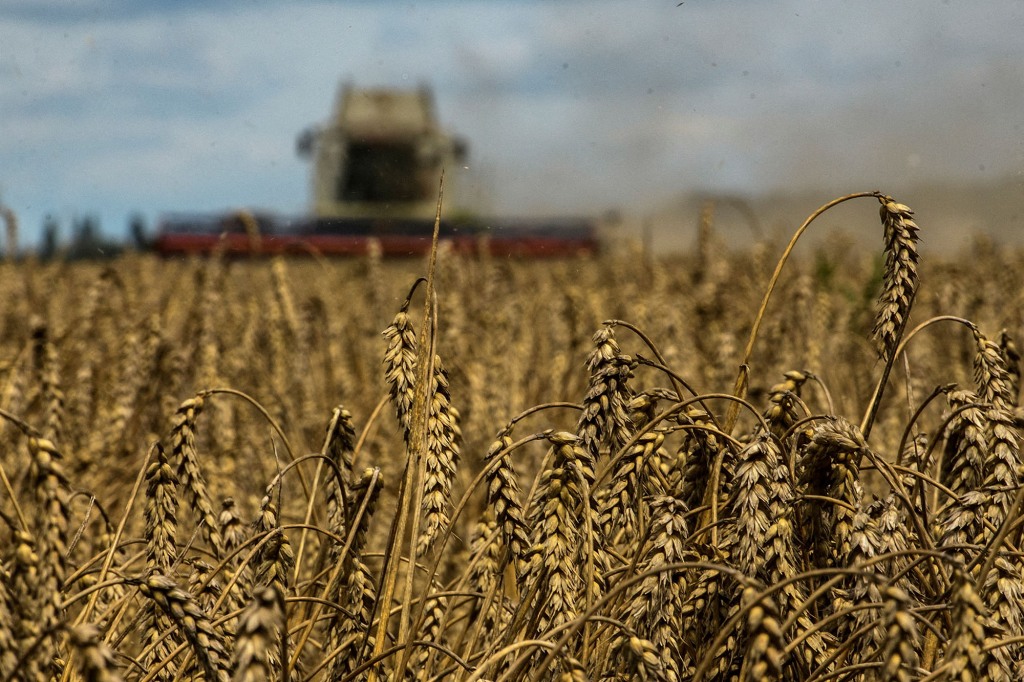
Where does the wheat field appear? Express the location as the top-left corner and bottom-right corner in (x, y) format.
(2, 193), (1024, 681)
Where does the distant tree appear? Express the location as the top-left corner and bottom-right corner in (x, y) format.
(129, 213), (148, 250)
(40, 216), (59, 260)
(70, 215), (116, 259)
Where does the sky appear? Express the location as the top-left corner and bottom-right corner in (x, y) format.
(2, 0), (1023, 247)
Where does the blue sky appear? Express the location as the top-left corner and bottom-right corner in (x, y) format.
(2, 1), (1023, 244)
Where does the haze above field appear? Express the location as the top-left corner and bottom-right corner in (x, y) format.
(2, 0), (1022, 252)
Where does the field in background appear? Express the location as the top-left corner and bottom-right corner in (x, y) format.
(640, 175), (1024, 254)
(3, 193), (1024, 680)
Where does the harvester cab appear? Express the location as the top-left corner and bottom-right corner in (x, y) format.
(297, 83), (467, 220)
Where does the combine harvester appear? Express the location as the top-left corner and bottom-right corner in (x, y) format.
(154, 84), (599, 257)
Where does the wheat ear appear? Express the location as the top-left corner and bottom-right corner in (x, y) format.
(232, 586), (285, 682)
(140, 573), (230, 682)
(873, 196), (920, 358)
(68, 623), (123, 682)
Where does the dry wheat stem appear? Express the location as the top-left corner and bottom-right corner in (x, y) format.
(727, 191), (881, 433)
(287, 467), (382, 672)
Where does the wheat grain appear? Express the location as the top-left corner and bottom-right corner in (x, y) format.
(29, 437), (69, 601)
(979, 556), (1024, 665)
(144, 444), (178, 575)
(615, 634), (672, 681)
(978, 406), (1022, 542)
(938, 488), (991, 569)
(4, 202), (1024, 682)
(252, 495), (295, 597)
(463, 514), (504, 634)
(729, 434), (782, 578)
(322, 406), (356, 533)
(677, 407), (724, 509)
(7, 529), (41, 676)
(600, 427), (659, 542)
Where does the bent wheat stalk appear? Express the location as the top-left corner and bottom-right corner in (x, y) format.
(726, 191), (881, 434)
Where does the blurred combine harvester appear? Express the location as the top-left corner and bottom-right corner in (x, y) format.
(303, 84), (467, 220)
(154, 83), (599, 257)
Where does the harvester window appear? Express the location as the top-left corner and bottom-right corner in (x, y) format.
(339, 142), (424, 202)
